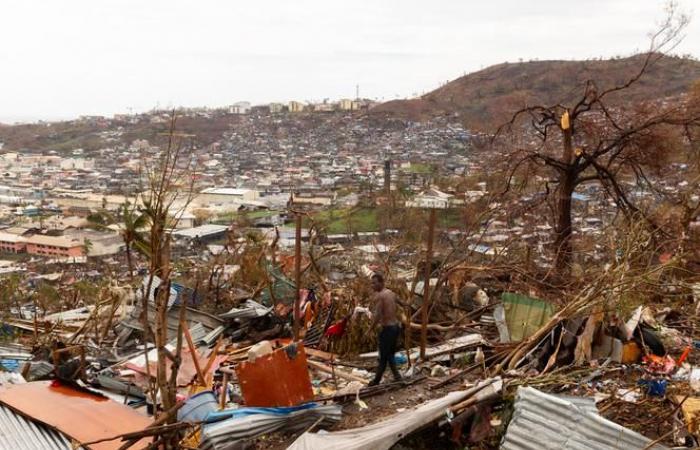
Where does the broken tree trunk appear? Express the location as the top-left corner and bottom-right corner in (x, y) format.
(420, 208), (436, 360)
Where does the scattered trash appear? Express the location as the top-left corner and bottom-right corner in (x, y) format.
(616, 387), (642, 403)
(638, 379), (667, 397)
(690, 368), (700, 392)
(643, 354), (677, 375)
(678, 396), (700, 436)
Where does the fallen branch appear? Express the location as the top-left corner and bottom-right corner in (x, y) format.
(307, 360), (368, 384)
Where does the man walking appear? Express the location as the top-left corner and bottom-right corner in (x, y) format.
(368, 272), (403, 386)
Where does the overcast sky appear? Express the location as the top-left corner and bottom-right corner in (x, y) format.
(1, 0), (698, 123)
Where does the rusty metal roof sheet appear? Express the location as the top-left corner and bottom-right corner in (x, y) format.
(0, 381), (152, 450)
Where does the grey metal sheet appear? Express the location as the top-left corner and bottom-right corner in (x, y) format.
(500, 387), (668, 450)
(24, 361), (55, 381)
(288, 378), (502, 450)
(199, 325), (225, 346)
(200, 404), (342, 450)
(0, 404), (78, 450)
(219, 300), (271, 320)
(120, 303), (223, 341)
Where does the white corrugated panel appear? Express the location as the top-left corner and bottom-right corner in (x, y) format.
(501, 387), (668, 450)
(0, 404), (77, 450)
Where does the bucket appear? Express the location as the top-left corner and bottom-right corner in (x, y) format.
(177, 391), (218, 423)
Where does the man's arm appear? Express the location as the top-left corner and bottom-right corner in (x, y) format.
(395, 295), (409, 309)
(370, 295), (383, 329)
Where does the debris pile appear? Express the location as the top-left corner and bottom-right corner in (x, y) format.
(1, 253), (699, 450)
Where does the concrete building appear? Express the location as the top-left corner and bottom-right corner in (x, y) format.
(229, 102), (252, 114)
(288, 101), (305, 113)
(197, 188), (259, 205)
(172, 210), (196, 229)
(338, 99), (354, 111)
(24, 235), (84, 258)
(406, 188), (453, 209)
(0, 232), (27, 254)
(63, 229), (125, 256)
(171, 224), (228, 243)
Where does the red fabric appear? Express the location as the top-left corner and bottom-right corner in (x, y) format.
(325, 318), (348, 338)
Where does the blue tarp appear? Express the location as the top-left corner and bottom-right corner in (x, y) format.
(0, 359), (20, 372)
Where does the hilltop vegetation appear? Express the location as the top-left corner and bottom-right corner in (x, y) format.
(370, 54), (700, 129)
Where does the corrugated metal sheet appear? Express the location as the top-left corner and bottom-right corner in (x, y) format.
(288, 378), (502, 450)
(200, 404), (342, 450)
(0, 381), (152, 450)
(182, 322), (207, 345)
(501, 387), (668, 450)
(0, 372), (26, 386)
(219, 300), (271, 320)
(0, 343), (32, 360)
(23, 361), (55, 381)
(0, 404), (77, 450)
(359, 333), (483, 360)
(119, 303), (223, 342)
(198, 325), (225, 346)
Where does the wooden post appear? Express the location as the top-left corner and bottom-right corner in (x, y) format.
(419, 208), (437, 360)
(293, 212), (302, 341)
(330, 354), (338, 390)
(220, 372), (229, 410)
(181, 318), (206, 386)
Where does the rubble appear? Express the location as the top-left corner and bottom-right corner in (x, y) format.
(0, 79), (697, 449)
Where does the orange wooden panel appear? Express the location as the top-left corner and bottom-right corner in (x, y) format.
(236, 343), (314, 407)
(0, 381), (152, 450)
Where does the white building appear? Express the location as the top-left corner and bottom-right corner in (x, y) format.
(406, 188), (453, 209)
(229, 102), (252, 114)
(196, 188), (259, 206)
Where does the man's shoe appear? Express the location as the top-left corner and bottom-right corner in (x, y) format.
(368, 379), (380, 387)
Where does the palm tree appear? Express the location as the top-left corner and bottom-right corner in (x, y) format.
(82, 238), (93, 258)
(88, 201), (149, 278)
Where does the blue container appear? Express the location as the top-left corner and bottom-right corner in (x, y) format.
(177, 391), (218, 423)
(393, 352), (408, 365)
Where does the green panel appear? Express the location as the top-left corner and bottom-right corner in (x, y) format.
(501, 292), (556, 342)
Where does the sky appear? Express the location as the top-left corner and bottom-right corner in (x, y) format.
(1, 0), (699, 123)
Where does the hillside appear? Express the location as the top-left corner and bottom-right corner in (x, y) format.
(371, 54), (700, 130)
(0, 114), (244, 154)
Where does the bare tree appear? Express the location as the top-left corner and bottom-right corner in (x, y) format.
(137, 111), (197, 445)
(497, 4), (700, 274)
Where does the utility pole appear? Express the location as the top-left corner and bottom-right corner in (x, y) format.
(293, 212), (302, 341)
(419, 208), (437, 360)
